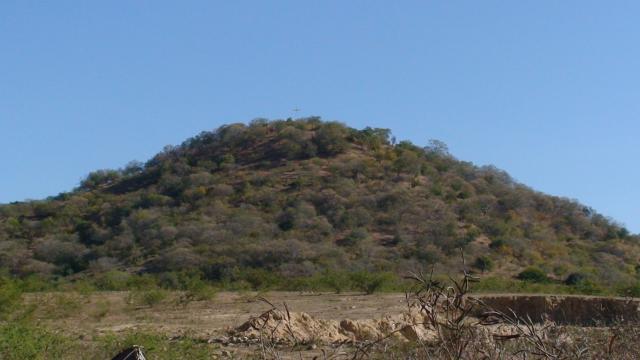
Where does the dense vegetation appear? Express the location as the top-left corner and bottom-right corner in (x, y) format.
(1, 118), (639, 291)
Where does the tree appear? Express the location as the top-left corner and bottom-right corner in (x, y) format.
(564, 272), (587, 285)
(424, 139), (450, 157)
(122, 160), (144, 176)
(356, 127), (392, 150)
(314, 122), (349, 155)
(517, 267), (548, 283)
(473, 256), (494, 273)
(0, 117), (638, 288)
(392, 150), (421, 175)
(33, 236), (88, 274)
(275, 126), (315, 159)
(219, 154), (236, 169)
(338, 228), (369, 247)
(79, 169), (121, 190)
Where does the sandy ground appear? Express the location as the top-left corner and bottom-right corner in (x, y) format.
(27, 291), (639, 337)
(24, 291), (414, 359)
(29, 291), (410, 339)
(20, 291), (640, 359)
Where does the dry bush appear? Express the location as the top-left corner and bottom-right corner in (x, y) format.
(351, 250), (639, 360)
(230, 250), (640, 359)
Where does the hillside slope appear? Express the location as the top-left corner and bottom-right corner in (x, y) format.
(1, 118), (638, 287)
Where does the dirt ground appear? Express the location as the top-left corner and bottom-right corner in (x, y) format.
(23, 291), (640, 359)
(30, 291), (409, 339)
(28, 291), (640, 337)
(25, 291), (415, 359)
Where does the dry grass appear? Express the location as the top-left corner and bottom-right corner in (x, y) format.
(230, 252), (640, 359)
(5, 274), (640, 359)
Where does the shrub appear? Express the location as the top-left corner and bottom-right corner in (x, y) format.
(564, 272), (588, 286)
(617, 282), (640, 297)
(99, 331), (213, 360)
(319, 270), (350, 294)
(180, 275), (217, 304)
(79, 169), (122, 190)
(126, 274), (159, 290)
(91, 300), (111, 321)
(46, 293), (82, 319)
(0, 276), (22, 320)
(489, 239), (507, 249)
(349, 271), (393, 294)
(1, 118), (639, 293)
(572, 279), (605, 295)
(129, 289), (167, 308)
(94, 270), (131, 291)
(473, 256), (494, 273)
(0, 322), (70, 359)
(285, 277), (319, 292)
(474, 276), (521, 293)
(314, 122), (349, 155)
(231, 268), (281, 290)
(517, 267), (549, 283)
(71, 279), (97, 295)
(17, 274), (54, 292)
(338, 228), (369, 247)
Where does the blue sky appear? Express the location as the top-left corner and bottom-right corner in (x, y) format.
(1, 1), (638, 232)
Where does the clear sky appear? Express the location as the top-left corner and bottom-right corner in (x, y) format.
(1, 1), (638, 232)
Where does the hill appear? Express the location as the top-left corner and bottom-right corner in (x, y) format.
(1, 118), (638, 290)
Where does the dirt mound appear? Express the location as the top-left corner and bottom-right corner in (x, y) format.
(232, 309), (437, 344)
(473, 295), (640, 325)
(229, 295), (640, 345)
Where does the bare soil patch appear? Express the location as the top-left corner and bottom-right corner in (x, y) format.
(22, 291), (640, 359)
(27, 292), (639, 339)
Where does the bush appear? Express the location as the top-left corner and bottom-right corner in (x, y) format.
(349, 271), (393, 294)
(45, 293), (82, 319)
(517, 267), (549, 283)
(19, 274), (54, 292)
(0, 276), (22, 320)
(1, 117), (639, 294)
(93, 270), (131, 291)
(126, 274), (159, 290)
(489, 239), (507, 249)
(572, 279), (605, 295)
(474, 276), (522, 293)
(338, 228), (369, 247)
(129, 289), (167, 308)
(617, 282), (640, 297)
(99, 331), (213, 360)
(473, 256), (494, 273)
(180, 275), (217, 304)
(71, 279), (97, 295)
(0, 322), (71, 359)
(230, 268), (282, 290)
(319, 270), (351, 294)
(564, 272), (588, 286)
(314, 122), (349, 155)
(91, 300), (111, 321)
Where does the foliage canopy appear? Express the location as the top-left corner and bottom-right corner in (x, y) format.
(0, 118), (638, 287)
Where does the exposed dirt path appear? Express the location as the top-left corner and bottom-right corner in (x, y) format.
(26, 291), (640, 340)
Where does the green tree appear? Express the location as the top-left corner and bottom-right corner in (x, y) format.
(473, 256), (494, 273)
(314, 122), (349, 155)
(392, 150), (421, 175)
(517, 267), (549, 283)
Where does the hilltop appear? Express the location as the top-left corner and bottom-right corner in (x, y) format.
(1, 118), (638, 289)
